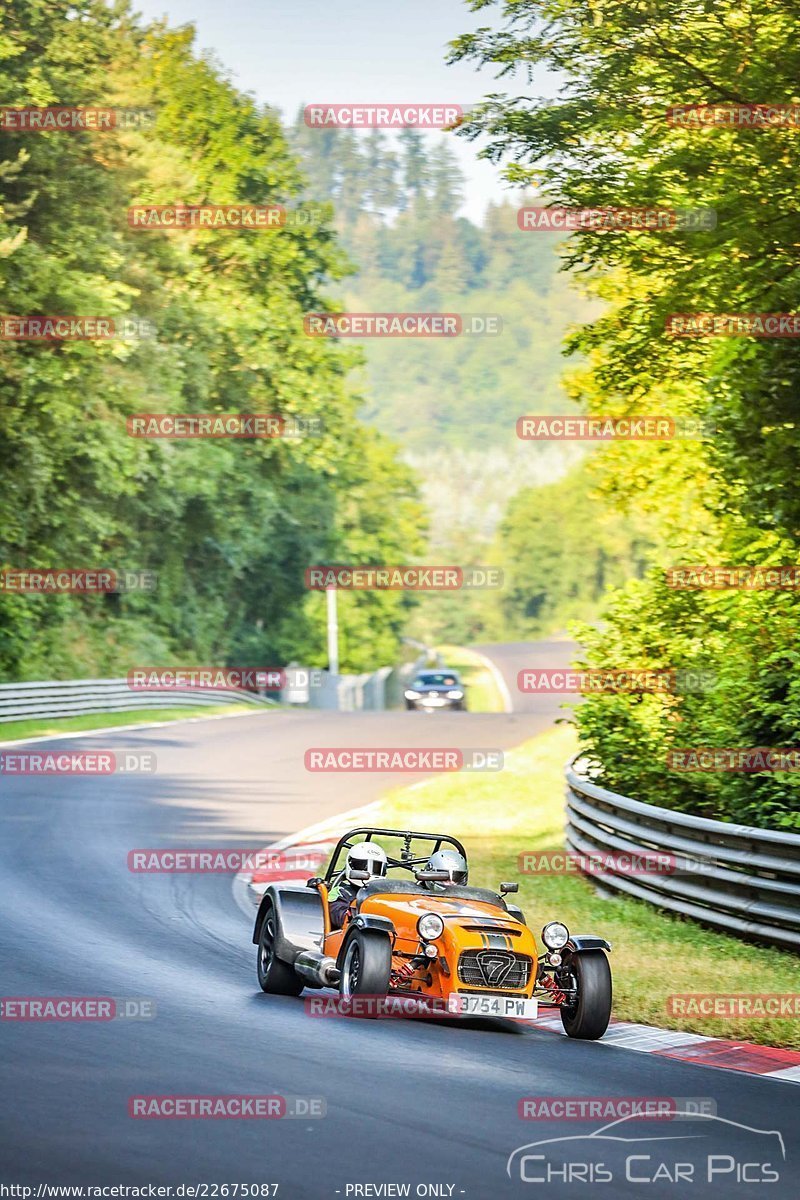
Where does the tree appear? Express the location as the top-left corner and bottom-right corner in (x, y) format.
(0, 2), (424, 678)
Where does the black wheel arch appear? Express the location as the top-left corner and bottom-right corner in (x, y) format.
(565, 934), (612, 954)
(336, 914), (395, 968)
(253, 885), (325, 965)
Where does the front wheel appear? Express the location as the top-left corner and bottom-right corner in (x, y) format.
(257, 902), (304, 995)
(339, 930), (392, 998)
(559, 950), (612, 1040)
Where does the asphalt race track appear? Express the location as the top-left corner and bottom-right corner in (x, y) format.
(1, 643), (797, 1197)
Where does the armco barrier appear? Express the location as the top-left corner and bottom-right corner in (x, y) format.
(0, 678), (274, 723)
(282, 652), (435, 712)
(283, 666), (394, 711)
(565, 756), (800, 951)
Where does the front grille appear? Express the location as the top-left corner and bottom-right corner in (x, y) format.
(457, 949), (532, 990)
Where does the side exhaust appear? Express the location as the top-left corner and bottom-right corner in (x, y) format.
(294, 950), (340, 988)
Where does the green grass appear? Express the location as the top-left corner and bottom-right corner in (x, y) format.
(369, 724), (800, 1048)
(436, 643), (506, 713)
(0, 702), (276, 743)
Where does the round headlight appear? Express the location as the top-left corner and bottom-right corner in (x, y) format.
(405, 689), (421, 699)
(541, 921), (569, 950)
(446, 690), (463, 699)
(417, 913), (444, 941)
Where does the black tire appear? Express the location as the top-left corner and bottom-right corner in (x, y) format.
(560, 950), (612, 1040)
(257, 901), (304, 995)
(339, 929), (392, 998)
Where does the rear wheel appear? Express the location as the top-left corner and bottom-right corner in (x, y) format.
(340, 930), (392, 998)
(559, 950), (612, 1040)
(257, 902), (304, 995)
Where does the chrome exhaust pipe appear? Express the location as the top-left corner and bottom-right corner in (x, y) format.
(294, 950), (340, 987)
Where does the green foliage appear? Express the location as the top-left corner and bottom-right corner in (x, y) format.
(288, 112), (595, 647)
(487, 458), (654, 638)
(452, 0), (800, 529)
(572, 546), (800, 832)
(0, 2), (424, 678)
(452, 0), (800, 827)
(289, 111), (593, 455)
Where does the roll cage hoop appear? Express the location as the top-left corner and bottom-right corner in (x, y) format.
(323, 827), (468, 884)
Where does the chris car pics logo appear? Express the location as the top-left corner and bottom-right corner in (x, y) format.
(507, 1112), (785, 1185)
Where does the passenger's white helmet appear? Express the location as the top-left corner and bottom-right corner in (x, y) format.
(426, 848), (468, 887)
(345, 841), (388, 885)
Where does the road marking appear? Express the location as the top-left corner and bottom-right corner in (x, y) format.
(469, 648), (514, 713)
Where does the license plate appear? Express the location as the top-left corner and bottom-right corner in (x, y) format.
(447, 994), (538, 1019)
(421, 698), (446, 706)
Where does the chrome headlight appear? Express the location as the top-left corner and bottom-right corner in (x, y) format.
(417, 913), (444, 941)
(405, 689), (421, 699)
(446, 690), (463, 698)
(541, 921), (570, 950)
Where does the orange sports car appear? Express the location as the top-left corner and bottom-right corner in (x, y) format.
(252, 826), (612, 1038)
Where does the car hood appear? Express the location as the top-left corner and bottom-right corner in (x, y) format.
(362, 890), (518, 926)
(413, 684), (460, 693)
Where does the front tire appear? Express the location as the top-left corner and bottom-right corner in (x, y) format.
(257, 901), (304, 995)
(339, 930), (392, 998)
(560, 950), (612, 1040)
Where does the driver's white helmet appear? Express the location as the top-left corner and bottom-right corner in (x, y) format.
(426, 848), (467, 887)
(345, 841), (387, 885)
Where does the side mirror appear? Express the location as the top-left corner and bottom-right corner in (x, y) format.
(500, 881), (519, 894)
(349, 870), (371, 882)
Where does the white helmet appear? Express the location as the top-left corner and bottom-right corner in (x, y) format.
(426, 848), (468, 888)
(345, 841), (387, 885)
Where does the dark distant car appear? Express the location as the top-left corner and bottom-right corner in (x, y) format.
(404, 670), (466, 712)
